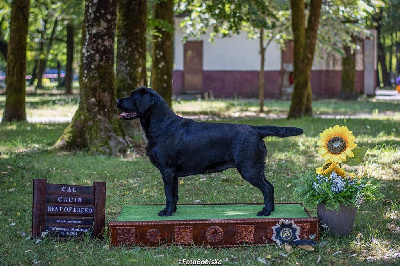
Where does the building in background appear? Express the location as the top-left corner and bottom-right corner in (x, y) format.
(173, 18), (377, 98)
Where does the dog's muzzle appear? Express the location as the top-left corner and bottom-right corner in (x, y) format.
(116, 99), (138, 120)
(118, 112), (138, 120)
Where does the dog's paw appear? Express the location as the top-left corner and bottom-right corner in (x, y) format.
(257, 207), (272, 216)
(158, 208), (173, 216)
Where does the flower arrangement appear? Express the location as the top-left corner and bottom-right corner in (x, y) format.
(296, 125), (381, 210)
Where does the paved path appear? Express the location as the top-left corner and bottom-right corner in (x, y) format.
(26, 117), (73, 123)
(3, 89), (399, 124)
(375, 89), (400, 101)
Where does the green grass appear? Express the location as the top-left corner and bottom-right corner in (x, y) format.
(0, 95), (399, 264)
(116, 203), (309, 221)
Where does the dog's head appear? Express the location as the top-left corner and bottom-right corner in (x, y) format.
(116, 87), (158, 120)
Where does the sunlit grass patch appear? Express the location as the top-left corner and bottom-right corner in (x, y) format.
(0, 123), (66, 154)
(0, 96), (400, 264)
(0, 94), (79, 119)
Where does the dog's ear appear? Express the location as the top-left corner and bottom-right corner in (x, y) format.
(137, 89), (155, 113)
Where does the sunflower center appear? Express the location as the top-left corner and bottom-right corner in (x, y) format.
(327, 136), (347, 154)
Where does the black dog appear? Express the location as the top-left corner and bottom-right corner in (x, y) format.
(117, 87), (303, 216)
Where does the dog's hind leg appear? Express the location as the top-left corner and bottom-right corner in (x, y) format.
(172, 176), (179, 213)
(237, 166), (274, 216)
(263, 175), (275, 211)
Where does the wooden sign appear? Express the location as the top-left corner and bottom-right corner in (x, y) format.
(32, 179), (106, 239)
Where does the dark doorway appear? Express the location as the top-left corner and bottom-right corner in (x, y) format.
(184, 41), (203, 93)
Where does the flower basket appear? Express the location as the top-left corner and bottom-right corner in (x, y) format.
(317, 203), (356, 237)
(296, 125), (381, 237)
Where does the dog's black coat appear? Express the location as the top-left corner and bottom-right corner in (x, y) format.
(117, 87), (303, 216)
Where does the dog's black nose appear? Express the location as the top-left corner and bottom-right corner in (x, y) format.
(116, 99), (120, 105)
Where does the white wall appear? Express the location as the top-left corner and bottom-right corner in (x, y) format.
(174, 18), (282, 71)
(174, 18), (184, 70)
(175, 18), (374, 72)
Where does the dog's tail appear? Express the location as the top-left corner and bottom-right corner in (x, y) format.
(252, 126), (303, 138)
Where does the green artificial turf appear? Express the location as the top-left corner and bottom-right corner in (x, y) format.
(115, 203), (310, 221)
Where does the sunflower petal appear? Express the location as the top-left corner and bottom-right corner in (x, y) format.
(316, 167), (323, 174)
(323, 153), (333, 161)
(318, 147), (328, 155)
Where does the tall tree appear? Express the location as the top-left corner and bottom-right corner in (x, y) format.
(0, 16), (8, 61)
(29, 1), (62, 89)
(316, 1), (369, 99)
(151, 0), (174, 107)
(340, 44), (357, 99)
(366, 0), (400, 86)
(287, 0), (322, 118)
(64, 22), (74, 94)
(116, 0), (147, 97)
(116, 0), (147, 145)
(55, 0), (128, 155)
(373, 8), (391, 87)
(36, 17), (58, 89)
(61, 0), (84, 94)
(2, 0), (30, 122)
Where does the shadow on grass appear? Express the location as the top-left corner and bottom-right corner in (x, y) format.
(0, 115), (399, 264)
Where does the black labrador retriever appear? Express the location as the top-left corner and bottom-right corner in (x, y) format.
(117, 87), (303, 216)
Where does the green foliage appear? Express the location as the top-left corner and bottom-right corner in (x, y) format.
(296, 171), (382, 210)
(317, 0), (371, 57)
(1, 0), (84, 74)
(176, 0), (287, 42)
(345, 147), (368, 166)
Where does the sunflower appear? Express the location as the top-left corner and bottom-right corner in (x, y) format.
(334, 166), (347, 178)
(317, 125), (357, 163)
(316, 161), (338, 175)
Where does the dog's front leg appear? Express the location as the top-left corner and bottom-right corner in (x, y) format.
(158, 170), (175, 216)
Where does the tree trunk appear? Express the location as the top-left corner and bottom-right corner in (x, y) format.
(340, 45), (357, 100)
(36, 17), (58, 89)
(56, 61), (62, 87)
(34, 19), (48, 89)
(30, 18), (48, 87)
(396, 32), (399, 76)
(116, 0), (147, 97)
(259, 28), (265, 113)
(65, 22), (74, 94)
(389, 33), (394, 76)
(0, 18), (8, 61)
(36, 58), (46, 89)
(377, 35), (390, 87)
(375, 13), (390, 87)
(151, 0), (173, 107)
(116, 0), (147, 146)
(2, 0), (30, 122)
(288, 0), (322, 119)
(29, 59), (38, 86)
(55, 0), (128, 156)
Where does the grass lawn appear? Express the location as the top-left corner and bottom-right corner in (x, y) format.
(0, 94), (399, 265)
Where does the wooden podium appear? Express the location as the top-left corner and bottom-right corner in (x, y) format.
(108, 203), (319, 247)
